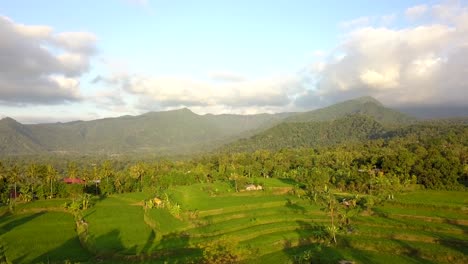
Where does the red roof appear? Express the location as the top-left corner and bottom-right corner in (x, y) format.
(63, 178), (85, 184)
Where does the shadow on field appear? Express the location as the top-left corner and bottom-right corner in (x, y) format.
(0, 211), (45, 234)
(147, 231), (202, 262)
(30, 236), (92, 263)
(140, 230), (156, 254)
(391, 239), (435, 264)
(286, 199), (306, 214)
(278, 178), (299, 185)
(437, 219), (468, 257)
(93, 229), (135, 255)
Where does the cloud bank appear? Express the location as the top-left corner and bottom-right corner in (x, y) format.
(0, 16), (96, 105)
(298, 1), (468, 108)
(98, 2), (468, 114)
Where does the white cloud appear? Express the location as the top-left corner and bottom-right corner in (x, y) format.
(0, 16), (97, 105)
(94, 72), (306, 113)
(298, 2), (468, 108)
(53, 32), (97, 54)
(405, 5), (428, 20)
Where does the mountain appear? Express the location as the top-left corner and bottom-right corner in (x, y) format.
(0, 96), (415, 156)
(223, 114), (386, 152)
(0, 109), (289, 155)
(0, 117), (43, 154)
(286, 96), (415, 125)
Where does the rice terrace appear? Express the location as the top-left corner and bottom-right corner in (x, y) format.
(1, 0), (468, 263)
(1, 173), (467, 263)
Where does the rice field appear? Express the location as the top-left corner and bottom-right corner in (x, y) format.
(0, 181), (466, 263)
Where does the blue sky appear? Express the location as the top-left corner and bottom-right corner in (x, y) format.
(0, 0), (466, 123)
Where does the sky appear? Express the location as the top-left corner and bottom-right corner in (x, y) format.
(0, 0), (467, 123)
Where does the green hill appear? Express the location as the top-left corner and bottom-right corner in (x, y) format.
(286, 96), (415, 125)
(0, 117), (43, 154)
(0, 96), (416, 156)
(224, 114), (386, 152)
(0, 109), (289, 155)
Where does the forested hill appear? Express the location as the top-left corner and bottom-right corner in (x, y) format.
(0, 109), (289, 155)
(286, 96), (415, 125)
(223, 115), (386, 152)
(0, 96), (417, 155)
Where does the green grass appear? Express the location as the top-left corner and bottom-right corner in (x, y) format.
(0, 211), (91, 263)
(14, 198), (71, 212)
(84, 196), (154, 255)
(395, 190), (468, 208)
(0, 184), (466, 263)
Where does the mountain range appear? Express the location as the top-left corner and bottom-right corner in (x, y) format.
(0, 96), (429, 156)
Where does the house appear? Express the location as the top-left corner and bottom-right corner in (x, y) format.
(63, 178), (85, 184)
(245, 184), (263, 191)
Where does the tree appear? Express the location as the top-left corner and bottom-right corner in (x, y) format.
(129, 163), (145, 192)
(46, 165), (58, 199)
(10, 165), (20, 201)
(27, 163), (40, 197)
(307, 185), (339, 244)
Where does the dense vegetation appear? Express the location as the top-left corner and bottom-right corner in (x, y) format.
(0, 96), (466, 263)
(0, 116), (466, 206)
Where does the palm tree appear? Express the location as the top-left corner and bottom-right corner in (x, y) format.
(27, 164), (39, 197)
(101, 160), (113, 185)
(46, 165), (57, 199)
(130, 163), (145, 192)
(10, 165), (20, 201)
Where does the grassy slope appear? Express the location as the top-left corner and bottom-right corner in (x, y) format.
(84, 192), (155, 255)
(0, 210), (90, 263)
(162, 185), (467, 263)
(0, 186), (466, 263)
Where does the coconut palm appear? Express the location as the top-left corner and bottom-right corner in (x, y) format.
(130, 162), (145, 191)
(45, 165), (57, 199)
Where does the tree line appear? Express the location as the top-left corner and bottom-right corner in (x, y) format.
(0, 120), (466, 205)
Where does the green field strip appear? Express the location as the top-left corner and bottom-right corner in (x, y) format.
(395, 190), (468, 208)
(197, 200), (287, 217)
(256, 244), (446, 264)
(187, 213), (328, 237)
(195, 206), (324, 228)
(0, 211), (91, 263)
(352, 224), (467, 243)
(354, 214), (468, 234)
(188, 217), (327, 238)
(84, 197), (153, 254)
(144, 208), (188, 234)
(239, 228), (322, 254)
(375, 204), (468, 220)
(147, 220), (328, 252)
(353, 219), (467, 237)
(341, 235), (468, 263)
(171, 187), (294, 211)
(14, 199), (71, 211)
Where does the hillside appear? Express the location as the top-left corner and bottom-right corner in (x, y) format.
(286, 96), (415, 125)
(0, 96), (415, 155)
(224, 114), (386, 152)
(0, 117), (43, 154)
(0, 109), (289, 155)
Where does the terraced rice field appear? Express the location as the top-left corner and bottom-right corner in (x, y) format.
(0, 181), (466, 263)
